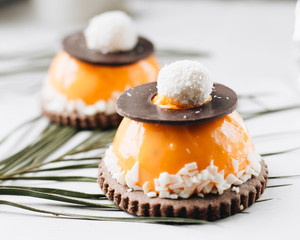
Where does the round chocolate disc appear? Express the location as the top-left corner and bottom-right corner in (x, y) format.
(117, 82), (238, 125)
(63, 31), (154, 65)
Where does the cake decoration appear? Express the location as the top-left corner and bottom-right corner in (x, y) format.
(63, 11), (153, 66)
(84, 11), (138, 54)
(98, 60), (268, 220)
(117, 82), (237, 125)
(155, 60), (213, 109)
(63, 33), (154, 66)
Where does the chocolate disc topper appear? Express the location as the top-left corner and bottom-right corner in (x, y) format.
(63, 32), (154, 65)
(117, 82), (238, 125)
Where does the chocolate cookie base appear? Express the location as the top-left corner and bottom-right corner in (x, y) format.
(42, 107), (122, 130)
(98, 161), (268, 220)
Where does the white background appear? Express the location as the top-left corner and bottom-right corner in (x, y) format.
(0, 1), (300, 240)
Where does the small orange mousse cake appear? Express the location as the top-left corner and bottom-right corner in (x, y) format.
(99, 60), (268, 219)
(42, 11), (159, 129)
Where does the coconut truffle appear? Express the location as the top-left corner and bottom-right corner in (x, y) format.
(157, 60), (213, 108)
(84, 11), (138, 54)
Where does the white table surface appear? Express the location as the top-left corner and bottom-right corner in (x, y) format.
(0, 1), (300, 240)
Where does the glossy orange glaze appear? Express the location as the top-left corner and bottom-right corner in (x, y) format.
(152, 95), (186, 109)
(46, 51), (160, 105)
(112, 111), (253, 190)
(152, 95), (212, 109)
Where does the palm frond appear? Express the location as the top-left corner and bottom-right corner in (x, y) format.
(0, 200), (210, 224)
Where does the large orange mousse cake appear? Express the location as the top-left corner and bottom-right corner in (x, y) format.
(42, 11), (159, 129)
(98, 60), (268, 220)
(110, 111), (254, 196)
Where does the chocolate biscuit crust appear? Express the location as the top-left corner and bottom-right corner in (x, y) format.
(98, 161), (268, 220)
(42, 107), (122, 130)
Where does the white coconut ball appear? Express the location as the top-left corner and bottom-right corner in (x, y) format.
(157, 60), (213, 108)
(84, 11), (138, 54)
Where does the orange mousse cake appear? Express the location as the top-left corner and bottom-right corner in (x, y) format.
(42, 11), (159, 129)
(98, 60), (268, 220)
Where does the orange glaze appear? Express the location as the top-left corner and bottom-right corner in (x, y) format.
(112, 111), (253, 190)
(46, 51), (160, 105)
(152, 95), (212, 109)
(152, 95), (187, 109)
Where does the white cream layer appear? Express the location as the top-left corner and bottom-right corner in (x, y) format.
(42, 84), (121, 116)
(103, 146), (262, 199)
